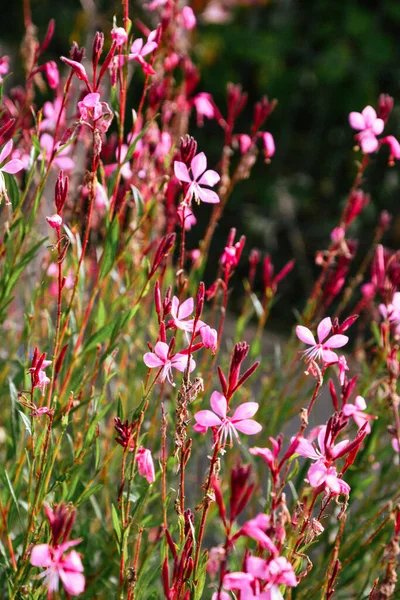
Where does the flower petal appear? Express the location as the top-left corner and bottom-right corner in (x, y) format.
(178, 297), (194, 319)
(307, 462), (327, 487)
(295, 436), (320, 460)
(321, 349), (338, 363)
(355, 395), (367, 410)
(372, 118), (384, 135)
(2, 159), (24, 174)
(361, 105), (377, 127)
(154, 341), (169, 360)
(143, 352), (164, 368)
(191, 152), (207, 180)
(171, 354), (195, 373)
(349, 112), (365, 131)
(234, 419), (262, 434)
(197, 186), (220, 204)
(59, 568), (86, 595)
(194, 409), (222, 427)
(232, 401), (259, 421)
(30, 544), (52, 567)
(317, 317), (332, 343)
(210, 391), (227, 419)
(295, 325), (315, 346)
(198, 169), (220, 186)
(174, 161), (191, 183)
(324, 334), (348, 348)
(0, 139), (13, 163)
(360, 132), (378, 154)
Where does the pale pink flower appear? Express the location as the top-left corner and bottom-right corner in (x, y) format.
(46, 214), (62, 231)
(343, 395), (376, 433)
(200, 325), (217, 352)
(127, 30), (158, 76)
(170, 296), (195, 331)
(40, 134), (74, 171)
(174, 151), (220, 204)
(45, 61), (60, 89)
(136, 447), (155, 483)
(379, 292), (400, 326)
(238, 134), (252, 154)
(261, 132), (275, 160)
(177, 205), (197, 230)
(60, 57), (90, 87)
(392, 438), (399, 453)
(30, 539), (85, 596)
(295, 425), (349, 462)
(240, 514), (278, 555)
(349, 105), (384, 154)
(143, 341), (195, 384)
(40, 97), (65, 132)
(193, 93), (215, 126)
(78, 92), (102, 121)
(194, 391), (262, 445)
(0, 140), (24, 204)
(296, 316), (348, 364)
(182, 6), (197, 29)
(307, 461), (350, 495)
(111, 26), (128, 47)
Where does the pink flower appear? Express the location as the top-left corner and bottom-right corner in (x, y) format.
(127, 30), (158, 75)
(30, 539), (85, 596)
(46, 214), (62, 231)
(40, 97), (65, 132)
(295, 425), (349, 462)
(45, 61), (60, 89)
(337, 355), (349, 385)
(261, 132), (275, 160)
(238, 134), (252, 154)
(143, 341), (195, 384)
(60, 57), (90, 88)
(174, 151), (220, 204)
(177, 205), (197, 230)
(169, 296), (195, 331)
(379, 292), (400, 326)
(40, 134), (74, 171)
(111, 26), (128, 47)
(240, 514), (279, 555)
(182, 6), (197, 29)
(193, 93), (215, 126)
(78, 92), (102, 121)
(0, 140), (24, 204)
(296, 316), (348, 364)
(136, 447), (155, 483)
(343, 395), (376, 433)
(0, 55), (9, 81)
(200, 325), (217, 352)
(307, 461), (350, 495)
(194, 391), (262, 445)
(349, 105), (384, 154)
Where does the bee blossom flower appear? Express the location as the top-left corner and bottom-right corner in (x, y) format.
(199, 325), (217, 352)
(125, 30), (159, 75)
(343, 395), (376, 433)
(0, 140), (24, 204)
(307, 461), (350, 496)
(30, 539), (85, 596)
(46, 214), (63, 231)
(111, 26), (128, 47)
(143, 341), (195, 384)
(182, 6), (197, 29)
(174, 151), (220, 204)
(349, 105), (384, 154)
(296, 316), (348, 364)
(136, 447), (155, 483)
(194, 391), (262, 445)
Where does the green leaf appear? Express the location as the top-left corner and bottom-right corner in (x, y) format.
(76, 483), (103, 505)
(99, 217), (119, 281)
(111, 503), (122, 545)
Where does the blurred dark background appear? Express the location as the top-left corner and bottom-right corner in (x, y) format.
(2, 0), (400, 329)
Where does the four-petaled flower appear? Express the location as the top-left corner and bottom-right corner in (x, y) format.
(174, 151), (220, 204)
(307, 461), (350, 496)
(194, 391), (262, 445)
(0, 140), (24, 204)
(343, 395), (376, 433)
(30, 539), (85, 596)
(349, 105), (384, 154)
(143, 341), (195, 384)
(296, 317), (348, 364)
(127, 30), (158, 75)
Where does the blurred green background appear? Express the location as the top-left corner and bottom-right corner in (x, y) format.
(2, 0), (400, 326)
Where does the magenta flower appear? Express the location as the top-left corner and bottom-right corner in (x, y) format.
(296, 316), (348, 364)
(349, 105), (384, 153)
(46, 214), (63, 232)
(261, 131), (275, 160)
(343, 395), (376, 433)
(127, 30), (158, 75)
(295, 425), (349, 462)
(182, 6), (197, 30)
(60, 56), (90, 88)
(193, 93), (215, 126)
(30, 539), (85, 596)
(78, 92), (102, 121)
(174, 152), (220, 204)
(379, 292), (400, 326)
(307, 461), (350, 496)
(45, 61), (60, 89)
(194, 391), (262, 445)
(136, 447), (155, 483)
(177, 205), (197, 230)
(0, 140), (24, 204)
(200, 324), (217, 352)
(240, 514), (279, 555)
(143, 341), (195, 384)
